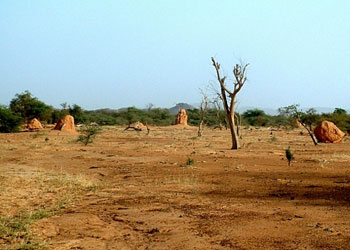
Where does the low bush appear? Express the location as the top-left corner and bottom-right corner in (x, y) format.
(0, 106), (24, 133)
(78, 125), (101, 146)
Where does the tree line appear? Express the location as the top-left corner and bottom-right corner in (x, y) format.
(0, 91), (349, 133)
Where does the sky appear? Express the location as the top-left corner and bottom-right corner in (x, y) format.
(0, 1), (349, 110)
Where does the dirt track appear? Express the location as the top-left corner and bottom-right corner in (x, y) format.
(1, 126), (350, 249)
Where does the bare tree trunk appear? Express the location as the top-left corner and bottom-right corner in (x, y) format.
(198, 89), (209, 137)
(228, 113), (240, 149)
(198, 120), (204, 137)
(298, 119), (318, 146)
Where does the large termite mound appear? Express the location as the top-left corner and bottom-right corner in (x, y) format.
(314, 120), (345, 143)
(175, 109), (188, 126)
(26, 118), (43, 131)
(54, 115), (75, 132)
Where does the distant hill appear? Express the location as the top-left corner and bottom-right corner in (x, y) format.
(169, 103), (195, 114)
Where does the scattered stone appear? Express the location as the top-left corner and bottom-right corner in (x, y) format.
(314, 120), (345, 143)
(175, 109), (188, 125)
(324, 227), (335, 232)
(146, 228), (159, 234)
(89, 166), (100, 169)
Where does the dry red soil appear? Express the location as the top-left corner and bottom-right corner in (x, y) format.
(1, 126), (350, 249)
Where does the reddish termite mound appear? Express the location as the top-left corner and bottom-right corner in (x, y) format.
(26, 118), (43, 131)
(54, 115), (76, 132)
(314, 120), (345, 143)
(175, 109), (188, 126)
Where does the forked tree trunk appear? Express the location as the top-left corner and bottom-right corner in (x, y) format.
(221, 86), (240, 149)
(228, 113), (240, 149)
(298, 119), (318, 146)
(211, 57), (248, 150)
(198, 120), (204, 137)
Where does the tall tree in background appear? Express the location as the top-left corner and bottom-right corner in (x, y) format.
(211, 57), (249, 149)
(9, 90), (52, 123)
(69, 104), (85, 124)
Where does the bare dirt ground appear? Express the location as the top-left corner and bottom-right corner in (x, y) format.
(1, 125), (350, 249)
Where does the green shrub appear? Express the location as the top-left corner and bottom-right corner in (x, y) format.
(69, 104), (85, 124)
(78, 125), (101, 145)
(270, 136), (277, 142)
(186, 157), (195, 166)
(0, 105), (24, 133)
(285, 147), (294, 166)
(242, 109), (269, 126)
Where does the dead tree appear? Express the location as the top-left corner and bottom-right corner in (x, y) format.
(124, 122), (150, 135)
(211, 57), (249, 150)
(124, 125), (142, 132)
(198, 90), (209, 137)
(212, 98), (224, 130)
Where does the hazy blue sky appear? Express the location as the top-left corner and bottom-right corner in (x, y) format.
(1, 1), (349, 110)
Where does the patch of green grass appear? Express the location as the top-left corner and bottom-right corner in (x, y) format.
(31, 131), (45, 139)
(270, 136), (277, 142)
(0, 171), (100, 249)
(77, 125), (101, 146)
(186, 157), (195, 166)
(0, 210), (51, 250)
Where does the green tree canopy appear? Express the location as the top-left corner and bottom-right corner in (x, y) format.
(0, 105), (24, 133)
(9, 91), (53, 122)
(69, 104), (85, 124)
(242, 109), (268, 126)
(333, 108), (347, 115)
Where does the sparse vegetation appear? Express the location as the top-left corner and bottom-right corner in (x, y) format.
(2, 92), (350, 134)
(186, 157), (195, 166)
(285, 147), (294, 166)
(0, 169), (99, 249)
(270, 136), (277, 142)
(278, 104), (319, 145)
(78, 125), (101, 145)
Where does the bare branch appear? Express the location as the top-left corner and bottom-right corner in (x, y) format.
(211, 57), (233, 95)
